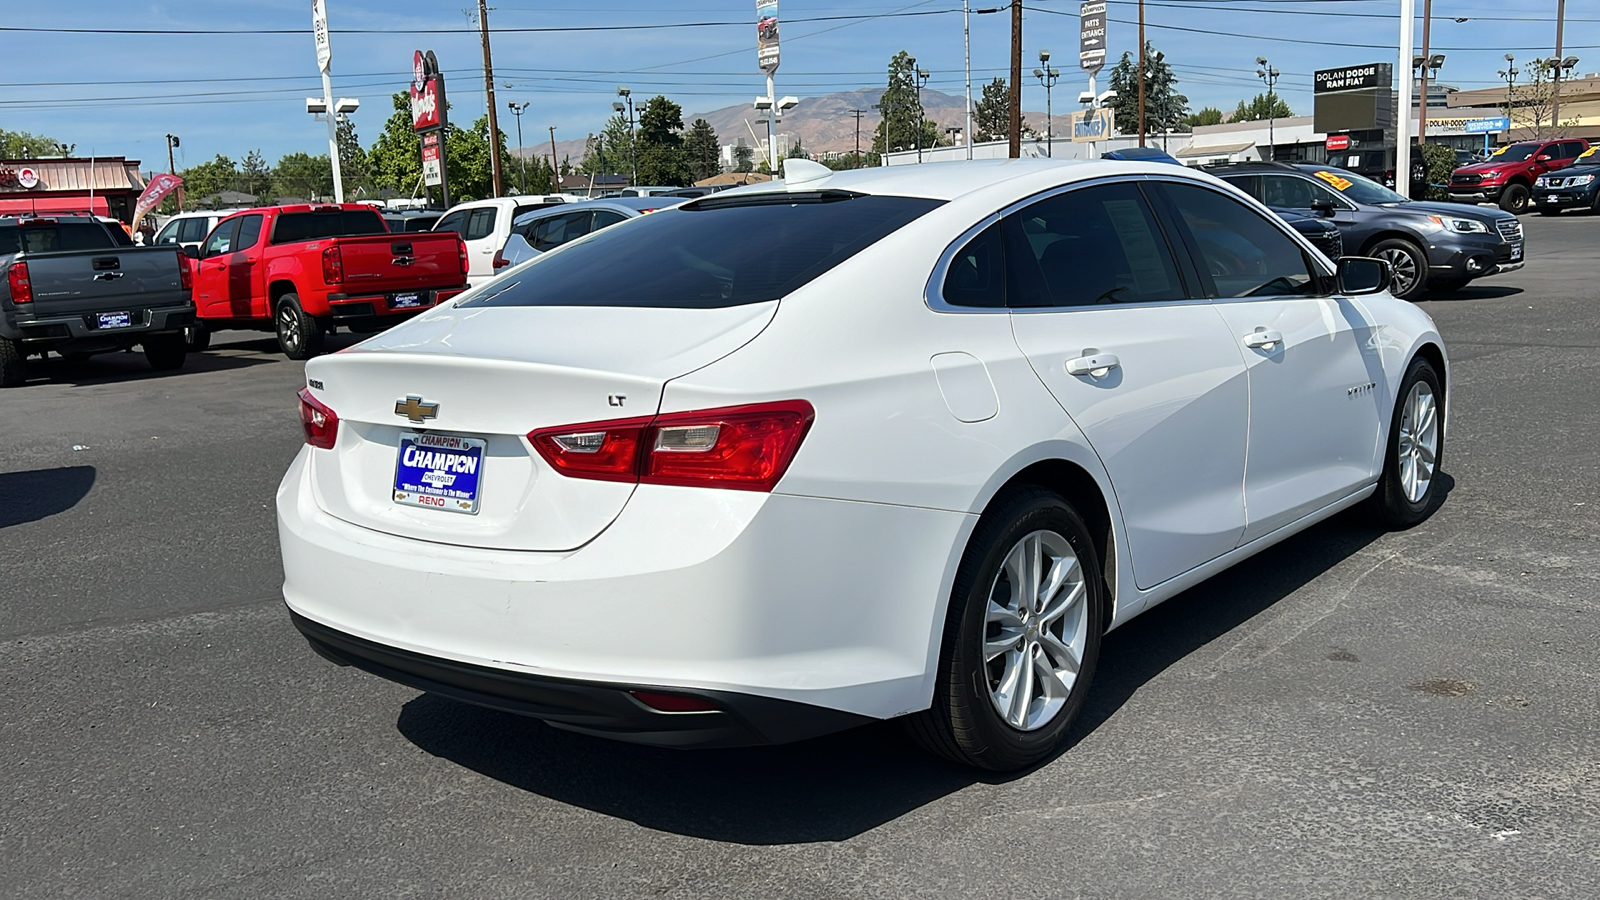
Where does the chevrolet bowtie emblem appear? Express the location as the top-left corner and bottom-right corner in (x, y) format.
(395, 395), (439, 423)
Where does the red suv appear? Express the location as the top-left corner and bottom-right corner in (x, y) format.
(1450, 138), (1590, 213)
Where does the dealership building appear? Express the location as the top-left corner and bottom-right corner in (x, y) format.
(0, 156), (148, 221)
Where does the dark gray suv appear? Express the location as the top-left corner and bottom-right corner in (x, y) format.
(1213, 162), (1523, 299)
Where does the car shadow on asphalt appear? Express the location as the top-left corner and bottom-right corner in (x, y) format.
(0, 466), (96, 528)
(16, 350), (276, 388)
(1424, 284), (1523, 302)
(395, 477), (1453, 845)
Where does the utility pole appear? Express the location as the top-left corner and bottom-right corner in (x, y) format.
(1396, 0), (1415, 198)
(1552, 0), (1568, 128)
(963, 0), (973, 159)
(915, 65), (930, 163)
(548, 125), (559, 191)
(1009, 0), (1021, 158)
(1137, 0), (1146, 147)
(848, 108), (866, 167)
(477, 0), (505, 198)
(506, 101), (529, 193)
(165, 134), (182, 211)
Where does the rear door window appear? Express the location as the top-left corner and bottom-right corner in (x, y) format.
(465, 191), (943, 310)
(271, 209), (387, 244)
(0, 223), (113, 253)
(178, 217), (211, 244)
(530, 212), (592, 251)
(464, 208), (497, 241)
(1003, 182), (1188, 307)
(433, 211), (466, 237)
(234, 214), (265, 251)
(591, 210), (629, 230)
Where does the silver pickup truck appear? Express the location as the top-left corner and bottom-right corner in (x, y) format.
(1, 215), (195, 386)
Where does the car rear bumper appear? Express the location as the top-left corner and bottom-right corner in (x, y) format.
(276, 448), (971, 741)
(291, 610), (873, 748)
(5, 303), (194, 345)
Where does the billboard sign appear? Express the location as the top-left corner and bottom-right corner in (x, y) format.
(1079, 2), (1107, 73)
(410, 50), (446, 133)
(1070, 107), (1115, 142)
(312, 0), (332, 73)
(757, 0), (780, 74)
(1314, 64), (1385, 94)
(420, 132), (443, 187)
(1313, 63), (1392, 133)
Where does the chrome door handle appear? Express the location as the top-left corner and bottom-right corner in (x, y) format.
(1243, 329), (1284, 349)
(1065, 353), (1121, 377)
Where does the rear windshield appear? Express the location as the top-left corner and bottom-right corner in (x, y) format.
(464, 192), (943, 309)
(0, 221), (119, 255)
(271, 209), (388, 244)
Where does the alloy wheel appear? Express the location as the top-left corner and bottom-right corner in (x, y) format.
(1397, 380), (1439, 503)
(983, 529), (1089, 731)
(1378, 247), (1419, 296)
(278, 305), (301, 352)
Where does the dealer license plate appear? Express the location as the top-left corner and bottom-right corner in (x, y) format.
(389, 292), (423, 309)
(393, 432), (485, 514)
(97, 312), (132, 329)
(1510, 245), (1523, 261)
(1542, 195), (1566, 203)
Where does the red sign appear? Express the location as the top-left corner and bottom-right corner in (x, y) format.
(1325, 135), (1351, 152)
(132, 173), (184, 225)
(409, 49), (442, 133)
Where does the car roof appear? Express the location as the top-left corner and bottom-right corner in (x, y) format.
(509, 197), (662, 226)
(719, 158), (1226, 203)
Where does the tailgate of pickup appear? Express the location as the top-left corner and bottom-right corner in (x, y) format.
(11, 247), (188, 317)
(329, 232), (463, 293)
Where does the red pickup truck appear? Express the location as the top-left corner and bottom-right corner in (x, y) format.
(1448, 138), (1591, 213)
(183, 204), (467, 359)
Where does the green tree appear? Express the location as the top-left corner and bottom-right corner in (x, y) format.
(787, 136), (808, 160)
(872, 51), (940, 156)
(181, 154), (240, 205)
(366, 92), (424, 196)
(733, 138), (754, 173)
(1232, 93), (1294, 122)
(271, 152), (333, 201)
(0, 128), (72, 158)
(595, 113), (636, 179)
(336, 117), (370, 195)
(1107, 43), (1188, 138)
(239, 150), (272, 199)
(973, 77), (1026, 143)
(446, 115), (510, 200)
(1183, 106), (1225, 130)
(684, 118), (721, 182)
(634, 96), (690, 186)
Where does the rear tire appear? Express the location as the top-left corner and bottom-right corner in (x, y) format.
(905, 487), (1105, 771)
(185, 321), (211, 353)
(142, 333), (188, 371)
(1498, 183), (1530, 214)
(0, 336), (25, 387)
(1371, 356), (1445, 528)
(275, 294), (323, 360)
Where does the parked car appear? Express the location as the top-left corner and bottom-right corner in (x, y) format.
(1531, 146), (1600, 215)
(613, 186), (682, 197)
(280, 158), (1448, 771)
(1212, 162), (1522, 299)
(1276, 209), (1343, 260)
(152, 211), (230, 251)
(1448, 138), (1590, 213)
(433, 197), (567, 287)
(381, 210), (444, 233)
(1, 215), (193, 386)
(183, 203), (468, 359)
(496, 197), (672, 271)
(1101, 146), (1183, 165)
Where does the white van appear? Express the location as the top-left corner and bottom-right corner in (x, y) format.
(151, 211), (229, 251)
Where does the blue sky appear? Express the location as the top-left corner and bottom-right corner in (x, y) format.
(0, 0), (1584, 169)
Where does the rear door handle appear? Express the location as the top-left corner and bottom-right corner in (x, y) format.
(1066, 353), (1121, 377)
(1243, 329), (1284, 349)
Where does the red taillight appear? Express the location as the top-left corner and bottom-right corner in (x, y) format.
(176, 251), (192, 291)
(492, 249), (510, 269)
(629, 690), (720, 713)
(297, 387), (339, 449)
(7, 261), (32, 304)
(321, 245), (344, 284)
(529, 400), (814, 492)
(457, 239), (470, 276)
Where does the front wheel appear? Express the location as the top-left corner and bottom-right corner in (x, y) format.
(1498, 183), (1530, 214)
(1371, 238), (1428, 301)
(905, 487), (1105, 771)
(1371, 357), (1445, 528)
(275, 294), (324, 361)
(142, 333), (188, 371)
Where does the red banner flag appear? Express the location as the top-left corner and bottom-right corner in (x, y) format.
(132, 173), (183, 227)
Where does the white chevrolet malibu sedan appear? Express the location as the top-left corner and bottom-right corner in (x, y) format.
(279, 158), (1446, 770)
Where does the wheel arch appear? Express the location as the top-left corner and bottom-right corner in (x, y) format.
(268, 280), (300, 305)
(1358, 229), (1426, 257)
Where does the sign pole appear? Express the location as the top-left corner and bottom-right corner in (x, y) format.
(1396, 0), (1415, 198)
(1079, 2), (1107, 157)
(312, 0), (343, 203)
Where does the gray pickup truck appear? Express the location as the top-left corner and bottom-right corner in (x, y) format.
(1, 215), (195, 386)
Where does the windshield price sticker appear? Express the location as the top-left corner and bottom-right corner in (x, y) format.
(1313, 171), (1354, 192)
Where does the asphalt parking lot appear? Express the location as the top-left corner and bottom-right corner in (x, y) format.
(3, 214), (1598, 899)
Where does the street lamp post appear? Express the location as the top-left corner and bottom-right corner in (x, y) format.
(164, 134), (182, 211)
(1498, 55), (1520, 131)
(506, 101), (529, 194)
(1033, 49), (1060, 158)
(1255, 57), (1280, 163)
(613, 87), (636, 185)
(915, 64), (931, 163)
(1549, 55), (1579, 133)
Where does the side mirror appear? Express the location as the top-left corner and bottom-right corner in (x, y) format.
(1310, 198), (1336, 217)
(1536, 154), (1553, 162)
(181, 244), (201, 259)
(1336, 256), (1390, 296)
